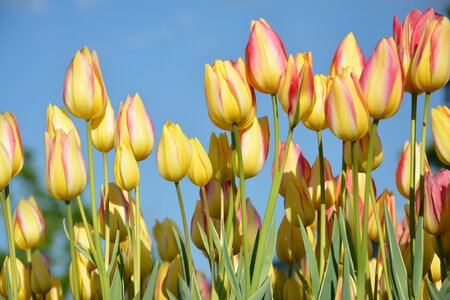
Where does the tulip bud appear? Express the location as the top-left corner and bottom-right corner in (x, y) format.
(200, 179), (232, 220)
(91, 98), (116, 153)
(402, 231), (435, 278)
(98, 182), (130, 242)
(329, 32), (365, 78)
(13, 196), (46, 250)
(162, 256), (182, 298)
(156, 122), (192, 182)
(276, 216), (305, 264)
(410, 17), (450, 93)
(395, 141), (431, 199)
(325, 67), (370, 141)
(208, 133), (231, 182)
(190, 200), (208, 252)
(121, 229), (153, 279)
(343, 128), (383, 172)
(278, 53), (315, 128)
(236, 116), (270, 179)
(195, 271), (211, 300)
(45, 277), (64, 300)
(308, 155), (336, 210)
(114, 144), (140, 191)
(245, 18), (288, 94)
(73, 223), (96, 271)
(237, 199), (261, 251)
(272, 267), (286, 300)
(187, 138), (213, 186)
(429, 253), (441, 283)
(115, 93), (155, 161)
(276, 140), (311, 197)
(153, 218), (180, 262)
(431, 106), (450, 165)
(69, 261), (100, 300)
(304, 74), (329, 131)
(0, 144), (12, 191)
(63, 46), (107, 120)
(46, 105), (81, 145)
(360, 37), (404, 119)
(154, 261), (170, 300)
(204, 58), (256, 130)
(0, 257), (31, 300)
(282, 277), (305, 300)
(368, 190), (396, 242)
(0, 112), (24, 177)
(31, 251), (52, 295)
(45, 130), (87, 201)
(285, 179), (315, 227)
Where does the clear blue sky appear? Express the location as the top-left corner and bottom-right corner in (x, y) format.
(0, 0), (448, 277)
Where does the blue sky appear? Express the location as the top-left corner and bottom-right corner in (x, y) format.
(0, 0), (448, 277)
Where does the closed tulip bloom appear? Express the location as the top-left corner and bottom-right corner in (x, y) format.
(153, 218), (180, 262)
(343, 128), (383, 172)
(0, 112), (24, 177)
(0, 257), (30, 300)
(63, 46), (107, 120)
(98, 182), (130, 242)
(204, 58), (256, 131)
(278, 53), (315, 128)
(308, 156), (336, 210)
(156, 122), (192, 182)
(282, 278), (304, 300)
(245, 18), (288, 94)
(325, 67), (370, 141)
(74, 223), (96, 271)
(91, 98), (116, 153)
(285, 179), (315, 227)
(395, 141), (431, 198)
(236, 116), (270, 179)
(237, 199), (261, 251)
(208, 133), (231, 182)
(329, 32), (365, 78)
(69, 261), (100, 300)
(45, 277), (64, 300)
(13, 196), (46, 250)
(200, 179), (232, 220)
(190, 200), (208, 251)
(116, 93), (155, 161)
(114, 144), (140, 191)
(31, 251), (52, 295)
(431, 106), (450, 165)
(277, 140), (311, 197)
(45, 130), (87, 201)
(360, 38), (404, 119)
(154, 261), (170, 300)
(187, 138), (213, 186)
(429, 253), (442, 283)
(162, 256), (182, 298)
(304, 74), (329, 131)
(121, 227), (153, 278)
(46, 105), (81, 145)
(368, 190), (396, 242)
(0, 144), (12, 191)
(276, 216), (305, 264)
(410, 17), (450, 93)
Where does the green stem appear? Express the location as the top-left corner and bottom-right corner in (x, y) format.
(26, 249), (36, 300)
(103, 152), (110, 268)
(317, 130), (326, 279)
(201, 186), (216, 294)
(436, 235), (447, 279)
(340, 155), (347, 211)
(351, 141), (362, 300)
(66, 201), (80, 300)
(135, 185), (141, 298)
(175, 182), (194, 277)
(409, 93), (418, 275)
(272, 93), (280, 179)
(232, 124), (250, 296)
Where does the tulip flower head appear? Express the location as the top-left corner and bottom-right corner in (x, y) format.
(237, 199), (261, 251)
(304, 74), (329, 131)
(431, 105), (450, 165)
(31, 251), (52, 295)
(153, 218), (181, 262)
(74, 223), (96, 271)
(114, 144), (140, 191)
(285, 179), (316, 227)
(13, 196), (46, 250)
(0, 144), (12, 191)
(276, 216), (306, 264)
(208, 132), (231, 182)
(329, 32), (366, 78)
(343, 128), (384, 172)
(45, 277), (64, 300)
(0, 112), (24, 177)
(0, 257), (31, 300)
(46, 105), (81, 145)
(187, 138), (213, 186)
(91, 97), (116, 153)
(368, 190), (396, 242)
(200, 179), (232, 219)
(69, 260), (100, 300)
(308, 155), (336, 210)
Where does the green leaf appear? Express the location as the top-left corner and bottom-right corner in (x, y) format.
(342, 243), (351, 300)
(338, 208), (356, 278)
(426, 279), (445, 300)
(318, 218), (340, 300)
(413, 217), (424, 297)
(107, 229), (121, 276)
(259, 215), (277, 287)
(219, 225), (242, 299)
(197, 222), (211, 257)
(142, 261), (160, 300)
(298, 215), (320, 298)
(177, 275), (192, 300)
(440, 276), (450, 297)
(110, 261), (123, 297)
(62, 218), (97, 267)
(167, 290), (178, 300)
(248, 278), (271, 300)
(173, 228), (191, 286)
(191, 271), (202, 300)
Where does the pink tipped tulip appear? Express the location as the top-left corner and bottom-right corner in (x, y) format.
(285, 179), (316, 227)
(304, 74), (329, 131)
(237, 199), (261, 251)
(329, 32), (365, 78)
(13, 196), (46, 250)
(343, 128), (384, 173)
(431, 106), (450, 165)
(308, 156), (336, 210)
(46, 105), (81, 145)
(368, 190), (396, 242)
(245, 18), (288, 94)
(200, 179), (232, 220)
(0, 112), (24, 177)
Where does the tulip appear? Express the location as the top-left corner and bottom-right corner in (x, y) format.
(195, 271), (211, 300)
(13, 196), (46, 250)
(45, 130), (87, 201)
(162, 256), (182, 298)
(200, 179), (232, 220)
(329, 32), (365, 78)
(282, 277), (305, 300)
(438, 229), (450, 260)
(121, 228), (153, 279)
(429, 253), (441, 283)
(325, 67), (370, 141)
(368, 258), (384, 298)
(278, 53), (315, 128)
(272, 267), (286, 300)
(285, 179), (316, 227)
(153, 218), (181, 262)
(236, 116), (270, 179)
(204, 58), (256, 131)
(98, 182), (130, 242)
(187, 138), (213, 186)
(343, 128), (383, 172)
(410, 16), (450, 93)
(0, 144), (12, 191)
(74, 223), (96, 271)
(208, 133), (231, 182)
(69, 261), (100, 300)
(91, 97), (116, 153)
(0, 112), (24, 177)
(368, 190), (396, 242)
(237, 199), (261, 251)
(63, 46), (107, 120)
(46, 105), (81, 145)
(360, 37), (404, 119)
(154, 261), (170, 300)
(114, 144), (140, 191)
(245, 18), (288, 94)
(402, 231), (435, 278)
(31, 251), (52, 295)
(395, 141), (431, 199)
(0, 257), (30, 300)
(335, 275), (356, 300)
(45, 277), (64, 300)
(304, 74), (329, 131)
(276, 216), (305, 264)
(276, 140), (311, 197)
(190, 200), (208, 252)
(308, 155), (336, 210)
(156, 122), (192, 182)
(115, 93), (155, 161)
(431, 105), (450, 165)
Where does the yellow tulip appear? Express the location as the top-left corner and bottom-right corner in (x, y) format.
(46, 104), (81, 145)
(285, 179), (315, 227)
(74, 223), (95, 271)
(121, 227), (153, 279)
(91, 97), (116, 153)
(187, 138), (213, 186)
(114, 144), (140, 191)
(0, 112), (24, 177)
(69, 261), (100, 300)
(0, 144), (12, 191)
(329, 32), (365, 78)
(154, 261), (170, 300)
(307, 156), (336, 210)
(304, 74), (329, 131)
(153, 218), (181, 263)
(31, 251), (52, 295)
(343, 128), (383, 172)
(208, 133), (231, 182)
(162, 256), (182, 298)
(13, 196), (46, 250)
(431, 106), (450, 165)
(237, 199), (261, 251)
(44, 277), (64, 300)
(276, 216), (305, 264)
(0, 257), (31, 300)
(201, 179), (232, 220)
(368, 190), (396, 242)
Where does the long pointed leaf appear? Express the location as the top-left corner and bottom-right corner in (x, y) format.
(220, 225), (242, 299)
(426, 279), (445, 300)
(142, 261), (160, 300)
(318, 218), (340, 299)
(413, 217), (424, 297)
(298, 215), (320, 298)
(173, 228), (191, 286)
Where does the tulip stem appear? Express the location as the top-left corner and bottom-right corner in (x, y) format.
(66, 200), (80, 300)
(103, 152), (110, 268)
(175, 181), (194, 278)
(232, 124), (250, 296)
(201, 186), (216, 293)
(409, 93), (418, 275)
(0, 187), (18, 300)
(351, 141), (362, 300)
(436, 235), (447, 279)
(340, 155), (347, 211)
(26, 249), (36, 300)
(317, 130), (326, 279)
(135, 184), (141, 298)
(272, 93), (280, 181)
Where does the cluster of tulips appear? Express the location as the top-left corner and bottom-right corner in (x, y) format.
(1, 6), (450, 300)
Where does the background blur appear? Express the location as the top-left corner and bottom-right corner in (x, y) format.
(0, 0), (449, 291)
